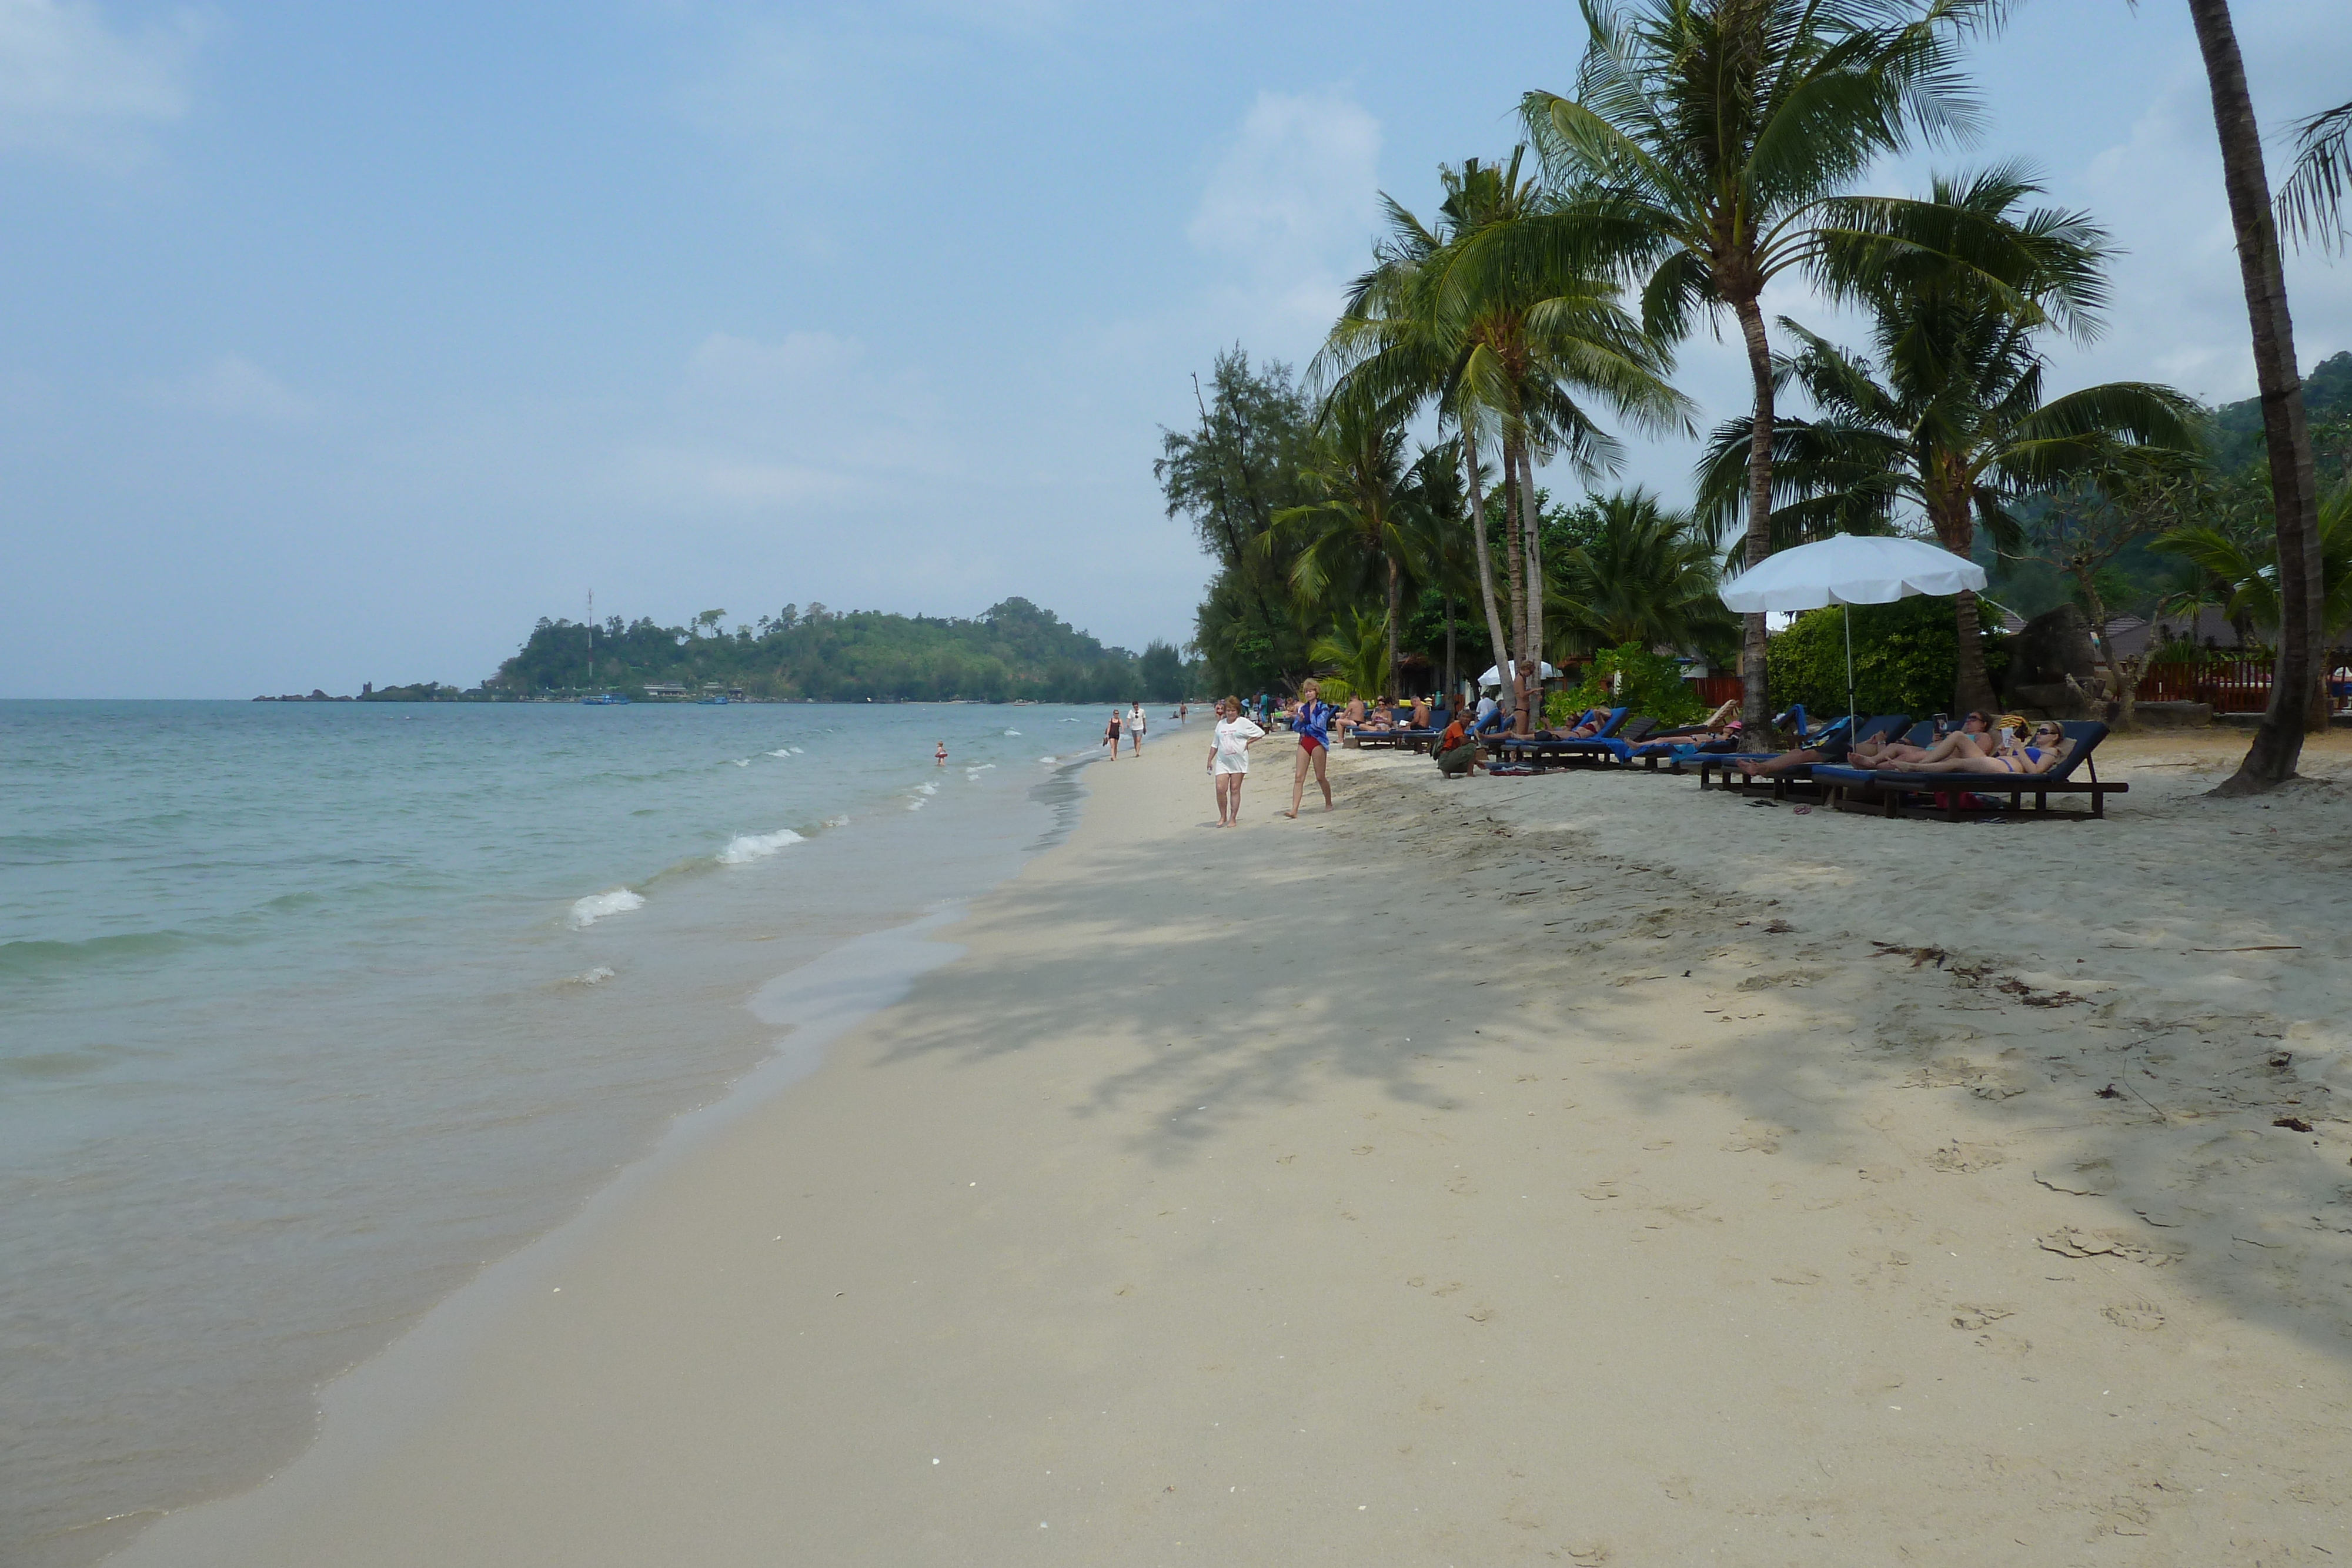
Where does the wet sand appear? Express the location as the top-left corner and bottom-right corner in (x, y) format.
(113, 727), (2352, 1564)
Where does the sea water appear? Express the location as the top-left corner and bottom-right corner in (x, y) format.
(0, 699), (1142, 1566)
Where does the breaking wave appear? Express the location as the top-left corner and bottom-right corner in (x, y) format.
(567, 888), (646, 928)
(716, 828), (806, 865)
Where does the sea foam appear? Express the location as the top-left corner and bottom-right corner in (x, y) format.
(717, 828), (806, 865)
(567, 889), (645, 928)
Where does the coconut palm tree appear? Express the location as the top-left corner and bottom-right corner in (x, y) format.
(1396, 437), (1484, 698)
(2181, 0), (2326, 785)
(1695, 167), (2197, 711)
(1549, 488), (1738, 656)
(1268, 398), (1418, 699)
(1309, 609), (1394, 705)
(1521, 0), (2017, 734)
(2153, 483), (2352, 664)
(1318, 151), (1690, 733)
(2277, 101), (2352, 255)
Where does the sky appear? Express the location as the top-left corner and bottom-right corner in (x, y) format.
(0, 0), (2347, 697)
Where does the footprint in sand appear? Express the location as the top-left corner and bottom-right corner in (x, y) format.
(2033, 1160), (2117, 1196)
(1857, 1164), (1907, 1183)
(2103, 1300), (2167, 1332)
(1949, 1304), (2016, 1330)
(1722, 1124), (1788, 1155)
(1579, 1181), (1623, 1201)
(1770, 1267), (1822, 1286)
(1925, 1142), (2007, 1174)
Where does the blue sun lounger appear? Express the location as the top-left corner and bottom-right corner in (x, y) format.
(1498, 708), (1628, 767)
(1812, 720), (2126, 820)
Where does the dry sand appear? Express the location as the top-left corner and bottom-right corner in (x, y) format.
(113, 727), (2352, 1565)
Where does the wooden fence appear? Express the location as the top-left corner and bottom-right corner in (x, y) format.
(2135, 657), (2278, 713)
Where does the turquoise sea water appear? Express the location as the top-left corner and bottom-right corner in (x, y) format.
(0, 699), (1137, 1566)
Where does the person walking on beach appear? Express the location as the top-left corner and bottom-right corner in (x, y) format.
(1102, 708), (1122, 759)
(1130, 701), (1146, 755)
(1208, 697), (1264, 826)
(934, 740), (947, 767)
(1283, 678), (1337, 818)
(1178, 700), (1189, 725)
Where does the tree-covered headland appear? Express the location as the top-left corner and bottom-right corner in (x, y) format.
(355, 599), (1191, 703)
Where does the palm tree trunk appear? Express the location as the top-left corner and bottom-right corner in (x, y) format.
(1462, 434), (1512, 711)
(2188, 0), (2323, 791)
(1385, 556), (1402, 701)
(1501, 444), (1531, 733)
(1953, 590), (1999, 713)
(1732, 293), (1776, 737)
(1444, 593), (1456, 699)
(1516, 443), (1546, 726)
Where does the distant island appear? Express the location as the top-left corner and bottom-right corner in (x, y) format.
(258, 597), (1197, 704)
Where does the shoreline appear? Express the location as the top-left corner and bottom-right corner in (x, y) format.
(111, 731), (2352, 1564)
(22, 716), (1105, 1568)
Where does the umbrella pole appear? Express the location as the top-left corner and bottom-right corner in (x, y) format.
(1844, 604), (1856, 733)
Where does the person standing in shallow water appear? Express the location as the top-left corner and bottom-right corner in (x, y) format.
(1102, 708), (1121, 759)
(1283, 678), (1336, 818)
(1207, 696), (1264, 826)
(934, 740), (947, 767)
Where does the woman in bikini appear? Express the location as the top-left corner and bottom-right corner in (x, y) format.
(1891, 721), (2072, 777)
(1284, 678), (1336, 817)
(1102, 708), (1121, 759)
(1846, 711), (1997, 770)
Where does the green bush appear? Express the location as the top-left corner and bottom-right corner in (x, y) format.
(1766, 597), (2007, 719)
(1558, 642), (1708, 726)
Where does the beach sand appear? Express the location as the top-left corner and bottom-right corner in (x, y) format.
(114, 727), (2352, 1564)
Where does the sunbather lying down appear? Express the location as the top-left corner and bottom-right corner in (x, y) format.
(1736, 727), (1850, 777)
(1532, 711), (1606, 741)
(1889, 721), (2073, 777)
(1642, 700), (1740, 744)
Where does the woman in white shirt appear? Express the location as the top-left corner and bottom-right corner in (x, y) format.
(1207, 696), (1266, 827)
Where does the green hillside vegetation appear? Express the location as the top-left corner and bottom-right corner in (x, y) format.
(363, 599), (1190, 703)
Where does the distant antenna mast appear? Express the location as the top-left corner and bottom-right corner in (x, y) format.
(587, 589), (595, 687)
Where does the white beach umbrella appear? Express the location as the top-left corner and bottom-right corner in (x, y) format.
(1476, 660), (1558, 690)
(1718, 534), (1987, 727)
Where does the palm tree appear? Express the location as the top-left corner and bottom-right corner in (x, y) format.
(2276, 101), (2352, 255)
(1396, 437), (1483, 698)
(1319, 151), (1689, 733)
(1549, 488), (1738, 656)
(1695, 167), (2197, 711)
(1522, 0), (2011, 734)
(2183, 0), (2326, 786)
(1268, 399), (1418, 699)
(1309, 609), (1394, 704)
(2154, 483), (2352, 670)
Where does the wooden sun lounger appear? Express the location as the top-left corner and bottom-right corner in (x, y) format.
(1813, 720), (2126, 820)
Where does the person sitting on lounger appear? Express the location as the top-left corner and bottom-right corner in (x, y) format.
(1410, 697), (1432, 730)
(1892, 721), (2072, 777)
(1335, 694), (1368, 736)
(1357, 699), (1396, 735)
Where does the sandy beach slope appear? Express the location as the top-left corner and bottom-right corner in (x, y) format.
(115, 726), (2352, 1565)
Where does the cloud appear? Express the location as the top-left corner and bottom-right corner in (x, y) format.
(0, 0), (202, 166)
(134, 356), (314, 423)
(615, 330), (946, 511)
(1187, 88), (1382, 352)
(1189, 87), (1381, 263)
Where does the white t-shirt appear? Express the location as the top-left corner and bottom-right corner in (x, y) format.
(1211, 716), (1265, 774)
